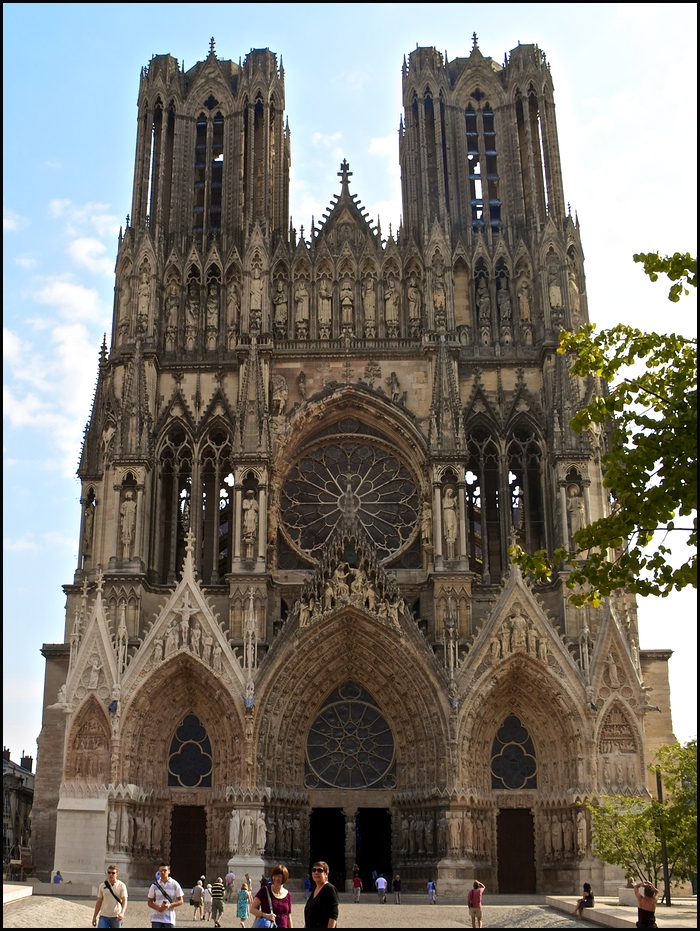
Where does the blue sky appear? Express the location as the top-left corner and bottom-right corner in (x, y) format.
(3, 3), (697, 762)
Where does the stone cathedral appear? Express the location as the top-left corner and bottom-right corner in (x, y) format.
(33, 38), (675, 894)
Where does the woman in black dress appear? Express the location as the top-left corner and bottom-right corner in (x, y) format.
(303, 861), (339, 929)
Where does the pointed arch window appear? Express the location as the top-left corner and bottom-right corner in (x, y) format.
(465, 100), (501, 233)
(192, 107), (225, 241)
(168, 713), (212, 787)
(466, 426), (502, 582)
(158, 425), (193, 583)
(491, 714), (537, 789)
(507, 425), (546, 553)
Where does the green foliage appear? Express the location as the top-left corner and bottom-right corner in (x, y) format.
(588, 740), (698, 887)
(512, 253), (697, 606)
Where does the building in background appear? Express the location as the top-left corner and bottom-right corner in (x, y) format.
(32, 37), (675, 893)
(3, 749), (34, 869)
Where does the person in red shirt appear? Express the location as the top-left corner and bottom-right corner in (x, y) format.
(352, 874), (363, 903)
(467, 880), (485, 928)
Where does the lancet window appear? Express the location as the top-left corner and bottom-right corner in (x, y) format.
(507, 425), (546, 554)
(465, 100), (501, 233)
(466, 427), (502, 583)
(193, 105), (225, 241)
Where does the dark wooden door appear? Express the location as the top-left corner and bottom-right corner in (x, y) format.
(496, 809), (536, 893)
(170, 806), (206, 888)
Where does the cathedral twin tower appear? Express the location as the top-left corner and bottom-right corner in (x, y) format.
(34, 38), (673, 894)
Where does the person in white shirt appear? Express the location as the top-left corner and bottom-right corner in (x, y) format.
(148, 863), (184, 928)
(375, 874), (388, 903)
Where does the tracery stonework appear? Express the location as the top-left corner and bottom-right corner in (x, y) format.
(34, 37), (675, 895)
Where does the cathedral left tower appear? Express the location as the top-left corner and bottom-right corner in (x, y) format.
(32, 41), (291, 882)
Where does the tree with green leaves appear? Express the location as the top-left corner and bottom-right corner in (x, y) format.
(587, 739), (697, 891)
(513, 252), (697, 606)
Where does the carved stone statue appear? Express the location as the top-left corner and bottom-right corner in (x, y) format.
(137, 266), (151, 330)
(242, 490), (259, 558)
(567, 483), (586, 540)
(82, 502), (95, 553)
(226, 282), (240, 347)
(517, 272), (532, 322)
(421, 500), (432, 549)
(551, 811), (563, 860)
(497, 281), (512, 322)
(568, 266), (581, 323)
(548, 266), (563, 309)
(407, 275), (422, 331)
(270, 374), (288, 417)
(186, 280), (199, 349)
(527, 625), (538, 655)
(340, 278), (354, 329)
(362, 276), (376, 337)
(432, 256), (446, 327)
(605, 653), (622, 689)
(576, 809), (587, 855)
(318, 277), (332, 337)
(272, 280), (288, 336)
(229, 809), (240, 853)
(120, 489), (137, 558)
(250, 267), (263, 329)
(88, 656), (102, 689)
(294, 279), (309, 337)
(206, 280), (220, 329)
(241, 812), (253, 853)
(384, 274), (400, 336)
(108, 808), (118, 849)
(537, 635), (549, 663)
(256, 812), (267, 854)
(442, 487), (458, 560)
(510, 604), (527, 650)
(164, 621), (178, 658)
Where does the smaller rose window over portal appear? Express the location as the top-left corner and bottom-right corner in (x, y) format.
(305, 681), (396, 790)
(490, 714), (537, 790)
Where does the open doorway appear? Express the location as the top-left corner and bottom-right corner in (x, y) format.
(170, 806), (206, 888)
(497, 808), (536, 892)
(309, 808), (345, 889)
(356, 808), (392, 893)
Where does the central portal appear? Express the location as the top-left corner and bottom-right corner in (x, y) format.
(309, 808), (346, 889)
(356, 808), (392, 892)
(170, 805), (206, 887)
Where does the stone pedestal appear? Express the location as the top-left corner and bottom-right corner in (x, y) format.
(618, 886), (637, 905)
(227, 854), (266, 888)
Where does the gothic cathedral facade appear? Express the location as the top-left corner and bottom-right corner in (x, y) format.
(33, 39), (675, 894)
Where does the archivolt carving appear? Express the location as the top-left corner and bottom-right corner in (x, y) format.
(66, 697), (111, 782)
(118, 655), (244, 789)
(254, 610), (446, 792)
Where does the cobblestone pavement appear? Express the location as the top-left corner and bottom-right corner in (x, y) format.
(3, 892), (596, 928)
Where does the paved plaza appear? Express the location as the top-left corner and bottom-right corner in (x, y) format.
(4, 889), (698, 929)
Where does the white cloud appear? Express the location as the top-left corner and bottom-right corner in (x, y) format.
(33, 275), (106, 323)
(14, 255), (38, 269)
(3, 207), (28, 232)
(48, 198), (71, 217)
(312, 131), (342, 149)
(3, 327), (29, 365)
(67, 237), (114, 276)
(3, 531), (75, 552)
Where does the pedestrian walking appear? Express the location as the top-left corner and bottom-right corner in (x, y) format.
(393, 875), (402, 905)
(148, 863), (184, 929)
(304, 861), (339, 929)
(237, 882), (251, 928)
(304, 872), (313, 900)
(427, 879), (437, 904)
(203, 884), (213, 920)
(352, 873), (363, 903)
(375, 873), (387, 902)
(191, 880), (204, 920)
(210, 876), (226, 928)
(92, 864), (128, 928)
(225, 869), (237, 902)
(467, 880), (485, 928)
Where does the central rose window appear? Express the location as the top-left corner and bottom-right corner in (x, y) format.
(279, 421), (420, 563)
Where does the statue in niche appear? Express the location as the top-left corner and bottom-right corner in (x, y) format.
(576, 809), (587, 855)
(510, 604), (527, 650)
(212, 643), (222, 673)
(256, 812), (267, 854)
(386, 370), (401, 403)
(270, 374), (288, 417)
(432, 256), (446, 328)
(165, 279), (180, 350)
(551, 812), (563, 860)
(548, 265), (563, 309)
(201, 632), (213, 666)
(250, 267), (263, 332)
(490, 637), (501, 661)
(384, 274), (400, 336)
(421, 499), (433, 549)
(615, 758), (625, 789)
(294, 279), (309, 338)
(448, 813), (461, 856)
(332, 563), (350, 600)
(500, 624), (511, 656)
(407, 274), (422, 333)
(340, 278), (354, 330)
(437, 814), (447, 854)
(627, 757), (636, 786)
(108, 808), (119, 849)
(117, 275), (132, 338)
(442, 487), (458, 560)
(82, 501), (95, 554)
(400, 817), (409, 854)
(563, 814), (574, 857)
(567, 483), (587, 540)
(152, 636), (163, 666)
(272, 280), (288, 337)
(602, 757), (612, 787)
(345, 816), (355, 853)
(242, 490), (259, 558)
(362, 275), (376, 337)
(164, 621), (178, 658)
(537, 635), (549, 663)
(229, 809), (240, 854)
(517, 272), (532, 322)
(527, 625), (538, 655)
(568, 265), (581, 324)
(298, 370), (306, 401)
(241, 812), (254, 854)
(190, 622), (201, 657)
(185, 279), (199, 350)
(605, 653), (622, 689)
(88, 657), (102, 690)
(120, 490), (137, 559)
(543, 815), (553, 860)
(206, 280), (220, 348)
(476, 278), (491, 344)
(318, 277), (332, 338)
(226, 281), (240, 348)
(497, 280), (512, 322)
(136, 266), (151, 333)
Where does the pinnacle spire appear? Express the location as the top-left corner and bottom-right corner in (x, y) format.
(337, 159), (352, 196)
(209, 37), (216, 57)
